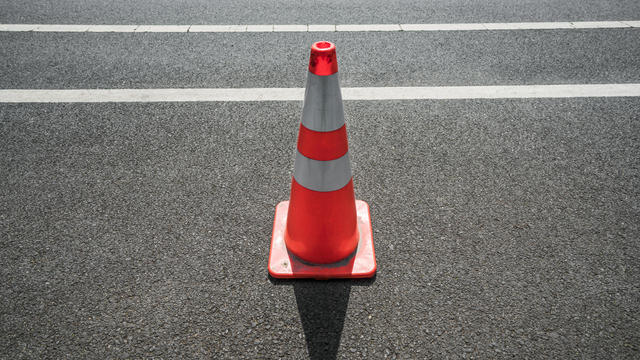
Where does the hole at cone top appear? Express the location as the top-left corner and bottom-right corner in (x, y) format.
(309, 41), (338, 75)
(312, 41), (335, 54)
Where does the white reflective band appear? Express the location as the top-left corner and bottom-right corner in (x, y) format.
(293, 151), (352, 192)
(301, 72), (345, 132)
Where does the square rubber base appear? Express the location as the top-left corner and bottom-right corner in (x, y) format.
(268, 200), (376, 279)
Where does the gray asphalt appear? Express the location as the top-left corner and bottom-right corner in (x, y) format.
(2, 99), (639, 358)
(2, 1), (640, 359)
(1, 0), (639, 24)
(2, 30), (640, 89)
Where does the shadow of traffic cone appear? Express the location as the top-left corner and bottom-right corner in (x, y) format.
(268, 41), (376, 279)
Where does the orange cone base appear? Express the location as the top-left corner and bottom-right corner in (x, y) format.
(268, 200), (376, 279)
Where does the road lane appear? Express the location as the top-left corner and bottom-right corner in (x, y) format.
(1, 29), (639, 89)
(1, 0), (639, 25)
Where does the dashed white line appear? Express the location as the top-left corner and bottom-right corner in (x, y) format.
(485, 22), (574, 30)
(0, 24), (38, 31)
(86, 25), (139, 32)
(135, 25), (190, 32)
(308, 24), (336, 32)
(0, 21), (637, 33)
(343, 84), (640, 100)
(189, 25), (246, 32)
(246, 24), (274, 32)
(1, 84), (639, 103)
(34, 24), (90, 32)
(571, 21), (631, 29)
(400, 23), (487, 31)
(336, 24), (402, 32)
(274, 24), (308, 32)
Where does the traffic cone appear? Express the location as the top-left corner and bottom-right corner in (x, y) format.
(268, 41), (376, 279)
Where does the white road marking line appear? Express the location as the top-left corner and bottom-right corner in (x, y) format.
(571, 21), (630, 28)
(308, 24), (336, 32)
(484, 22), (574, 30)
(1, 84), (639, 103)
(0, 88), (304, 103)
(336, 24), (402, 31)
(274, 24), (308, 32)
(135, 25), (190, 32)
(87, 25), (138, 32)
(189, 25), (246, 32)
(400, 23), (487, 31)
(0, 24), (38, 31)
(34, 24), (90, 32)
(246, 24), (274, 32)
(0, 21), (638, 33)
(343, 84), (640, 100)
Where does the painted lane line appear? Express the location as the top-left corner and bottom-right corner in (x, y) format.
(274, 24), (308, 32)
(343, 84), (640, 100)
(0, 24), (38, 31)
(0, 21), (638, 33)
(1, 84), (639, 103)
(571, 21), (631, 28)
(400, 23), (487, 31)
(0, 88), (304, 103)
(189, 25), (246, 32)
(135, 25), (190, 32)
(34, 24), (90, 32)
(308, 24), (336, 32)
(87, 25), (139, 32)
(483, 22), (574, 30)
(336, 24), (402, 32)
(246, 24), (274, 32)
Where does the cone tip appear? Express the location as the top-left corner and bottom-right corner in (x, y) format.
(309, 41), (338, 76)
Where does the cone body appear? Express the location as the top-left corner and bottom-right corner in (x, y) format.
(284, 41), (359, 264)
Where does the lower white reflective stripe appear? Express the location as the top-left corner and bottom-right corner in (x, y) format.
(293, 151), (352, 192)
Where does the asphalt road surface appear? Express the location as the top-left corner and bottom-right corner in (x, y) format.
(1, 0), (639, 359)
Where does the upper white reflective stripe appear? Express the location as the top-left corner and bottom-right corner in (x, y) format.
(301, 72), (345, 132)
(293, 151), (352, 192)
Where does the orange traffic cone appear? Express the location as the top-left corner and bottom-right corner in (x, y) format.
(268, 41), (376, 279)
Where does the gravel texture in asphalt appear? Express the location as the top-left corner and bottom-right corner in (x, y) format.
(1, 0), (640, 24)
(2, 30), (640, 89)
(2, 0), (640, 357)
(1, 99), (639, 358)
